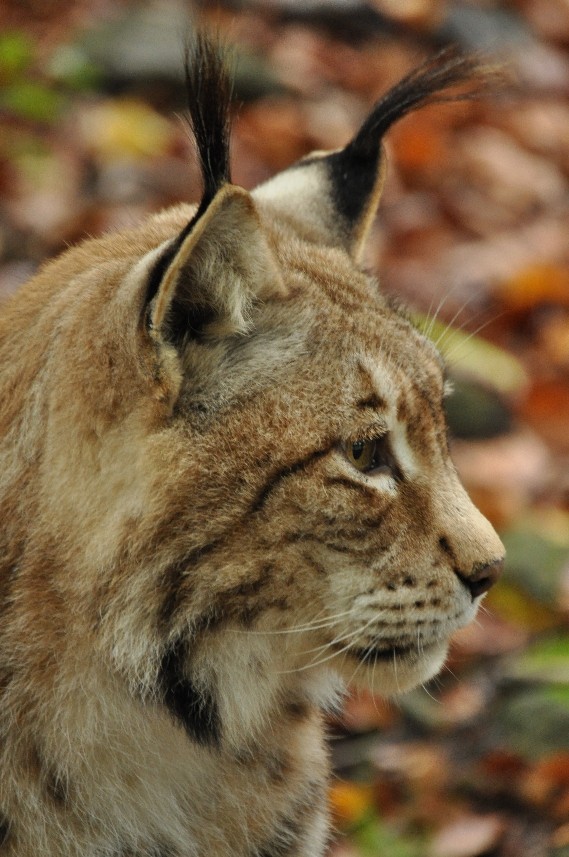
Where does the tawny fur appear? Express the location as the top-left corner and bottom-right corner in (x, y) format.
(0, 40), (504, 857)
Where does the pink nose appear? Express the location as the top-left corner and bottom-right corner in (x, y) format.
(457, 558), (504, 600)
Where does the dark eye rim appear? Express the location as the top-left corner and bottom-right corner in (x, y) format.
(344, 434), (403, 480)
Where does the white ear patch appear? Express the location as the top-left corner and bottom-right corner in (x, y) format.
(253, 160), (339, 247)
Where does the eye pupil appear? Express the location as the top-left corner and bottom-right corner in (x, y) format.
(352, 441), (365, 460)
(344, 435), (399, 478)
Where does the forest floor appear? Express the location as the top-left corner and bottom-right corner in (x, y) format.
(1, 1), (568, 854)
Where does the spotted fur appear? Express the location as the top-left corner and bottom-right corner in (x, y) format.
(0, 36), (504, 857)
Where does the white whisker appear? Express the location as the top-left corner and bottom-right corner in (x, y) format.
(277, 614), (379, 675)
(432, 294), (479, 350)
(423, 280), (469, 341)
(442, 312), (505, 366)
(228, 606), (358, 636)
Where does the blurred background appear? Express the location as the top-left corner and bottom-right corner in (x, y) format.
(1, 0), (568, 854)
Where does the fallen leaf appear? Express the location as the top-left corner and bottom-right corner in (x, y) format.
(450, 430), (552, 526)
(505, 635), (569, 684)
(415, 313), (528, 395)
(236, 98), (311, 170)
(494, 686), (569, 760)
(522, 753), (569, 809)
(552, 822), (569, 847)
(79, 98), (175, 161)
(329, 781), (375, 826)
(370, 0), (444, 29)
(519, 380), (569, 452)
(486, 582), (561, 632)
(500, 521), (569, 608)
(429, 814), (505, 857)
(538, 314), (569, 372)
(496, 264), (569, 313)
(341, 689), (396, 732)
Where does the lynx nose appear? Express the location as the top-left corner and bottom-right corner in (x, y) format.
(457, 558), (504, 600)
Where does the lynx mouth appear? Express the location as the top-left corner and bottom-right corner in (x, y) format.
(350, 644), (416, 662)
(345, 639), (445, 663)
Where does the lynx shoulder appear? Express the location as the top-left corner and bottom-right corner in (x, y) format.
(0, 35), (504, 857)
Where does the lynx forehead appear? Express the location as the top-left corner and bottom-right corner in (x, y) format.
(0, 35), (503, 857)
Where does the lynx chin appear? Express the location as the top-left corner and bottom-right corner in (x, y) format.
(0, 34), (504, 857)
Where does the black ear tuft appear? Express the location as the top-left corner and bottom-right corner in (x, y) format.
(349, 47), (504, 157)
(253, 46), (505, 260)
(145, 32), (234, 310)
(145, 33), (282, 347)
(184, 32), (233, 219)
(326, 48), (504, 233)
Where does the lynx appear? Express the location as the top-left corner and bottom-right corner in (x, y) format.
(0, 36), (504, 857)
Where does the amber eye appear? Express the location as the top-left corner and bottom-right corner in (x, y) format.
(346, 440), (375, 472)
(343, 437), (389, 475)
(343, 434), (400, 478)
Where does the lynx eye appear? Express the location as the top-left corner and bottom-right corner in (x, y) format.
(344, 436), (394, 476)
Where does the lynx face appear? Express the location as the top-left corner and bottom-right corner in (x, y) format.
(0, 37), (504, 857)
(256, 290), (502, 697)
(160, 215), (505, 701)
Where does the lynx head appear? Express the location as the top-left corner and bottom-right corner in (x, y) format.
(0, 36), (504, 744)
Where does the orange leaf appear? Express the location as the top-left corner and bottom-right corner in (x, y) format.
(329, 781), (374, 826)
(497, 264), (569, 312)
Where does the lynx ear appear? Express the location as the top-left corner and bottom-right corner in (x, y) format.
(254, 50), (499, 261)
(147, 33), (281, 343)
(149, 184), (281, 341)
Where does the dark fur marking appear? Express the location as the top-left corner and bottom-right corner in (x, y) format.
(45, 768), (69, 806)
(357, 393), (386, 410)
(265, 751), (292, 784)
(284, 698), (311, 720)
(190, 564), (275, 632)
(438, 535), (458, 567)
(0, 815), (9, 846)
(255, 778), (325, 857)
(0, 669), (12, 698)
(255, 817), (302, 857)
(324, 476), (376, 499)
(301, 552), (328, 578)
(317, 539), (370, 556)
(158, 638), (221, 747)
(252, 446), (331, 513)
(237, 596), (288, 630)
(145, 238), (183, 310)
(158, 538), (223, 629)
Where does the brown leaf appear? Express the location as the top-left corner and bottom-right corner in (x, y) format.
(522, 753), (569, 815)
(341, 689), (396, 732)
(519, 381), (569, 452)
(235, 99), (311, 170)
(450, 430), (552, 527)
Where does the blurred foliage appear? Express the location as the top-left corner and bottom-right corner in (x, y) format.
(0, 29), (98, 124)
